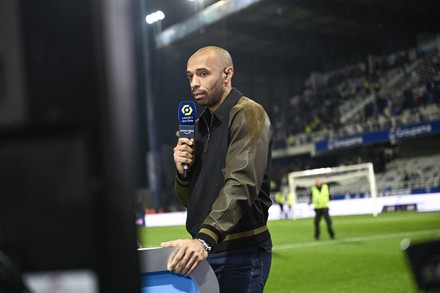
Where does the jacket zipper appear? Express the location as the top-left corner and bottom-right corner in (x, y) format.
(202, 115), (213, 153)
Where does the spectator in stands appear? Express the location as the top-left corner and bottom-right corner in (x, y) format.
(374, 80), (382, 93)
(164, 46), (273, 292)
(363, 78), (371, 94)
(431, 79), (440, 105)
(403, 171), (410, 189)
(364, 101), (374, 120)
(402, 88), (415, 111)
(376, 95), (388, 117)
(310, 178), (335, 240)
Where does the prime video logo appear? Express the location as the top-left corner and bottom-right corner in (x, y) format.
(180, 129), (194, 135)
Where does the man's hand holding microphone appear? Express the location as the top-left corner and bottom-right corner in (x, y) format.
(173, 138), (194, 176)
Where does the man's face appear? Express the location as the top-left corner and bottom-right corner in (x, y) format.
(186, 50), (226, 110)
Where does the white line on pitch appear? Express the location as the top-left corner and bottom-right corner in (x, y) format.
(286, 214), (440, 226)
(334, 216), (440, 225)
(273, 229), (440, 251)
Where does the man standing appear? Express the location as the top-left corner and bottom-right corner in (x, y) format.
(310, 178), (335, 240)
(161, 46), (273, 292)
(274, 184), (293, 219)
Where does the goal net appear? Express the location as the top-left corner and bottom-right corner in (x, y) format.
(287, 162), (378, 216)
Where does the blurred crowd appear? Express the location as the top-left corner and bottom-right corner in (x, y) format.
(270, 48), (440, 148)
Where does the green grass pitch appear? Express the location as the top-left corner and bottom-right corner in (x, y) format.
(138, 211), (440, 292)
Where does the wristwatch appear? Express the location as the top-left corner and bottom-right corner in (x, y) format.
(196, 238), (212, 252)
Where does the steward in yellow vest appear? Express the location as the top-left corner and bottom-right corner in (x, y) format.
(311, 183), (330, 209)
(274, 188), (293, 219)
(310, 178), (335, 240)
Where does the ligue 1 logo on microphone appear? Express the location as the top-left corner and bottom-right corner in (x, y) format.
(181, 104), (193, 116)
(178, 101), (196, 125)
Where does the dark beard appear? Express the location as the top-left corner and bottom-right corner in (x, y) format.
(198, 80), (225, 109)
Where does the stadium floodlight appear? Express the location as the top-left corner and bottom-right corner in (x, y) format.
(146, 10), (165, 24)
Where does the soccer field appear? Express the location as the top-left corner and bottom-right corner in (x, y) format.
(138, 211), (440, 292)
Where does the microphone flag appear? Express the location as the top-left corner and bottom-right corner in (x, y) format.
(178, 101), (196, 138)
(178, 101), (196, 177)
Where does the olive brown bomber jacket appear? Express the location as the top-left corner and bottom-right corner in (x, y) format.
(175, 88), (273, 253)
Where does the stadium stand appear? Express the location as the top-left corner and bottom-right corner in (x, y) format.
(375, 153), (440, 195)
(271, 47), (440, 149)
(270, 43), (440, 205)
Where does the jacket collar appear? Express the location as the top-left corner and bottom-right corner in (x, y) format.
(199, 88), (243, 125)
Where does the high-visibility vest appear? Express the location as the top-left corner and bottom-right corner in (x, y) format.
(311, 184), (330, 209)
(274, 191), (284, 204)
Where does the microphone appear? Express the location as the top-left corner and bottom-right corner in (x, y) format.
(178, 101), (197, 178)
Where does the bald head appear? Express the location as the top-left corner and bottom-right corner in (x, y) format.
(191, 46), (234, 71)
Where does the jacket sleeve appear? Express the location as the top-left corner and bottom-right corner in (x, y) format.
(195, 98), (272, 247)
(175, 172), (190, 207)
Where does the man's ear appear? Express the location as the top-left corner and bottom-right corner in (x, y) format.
(223, 67), (233, 80)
